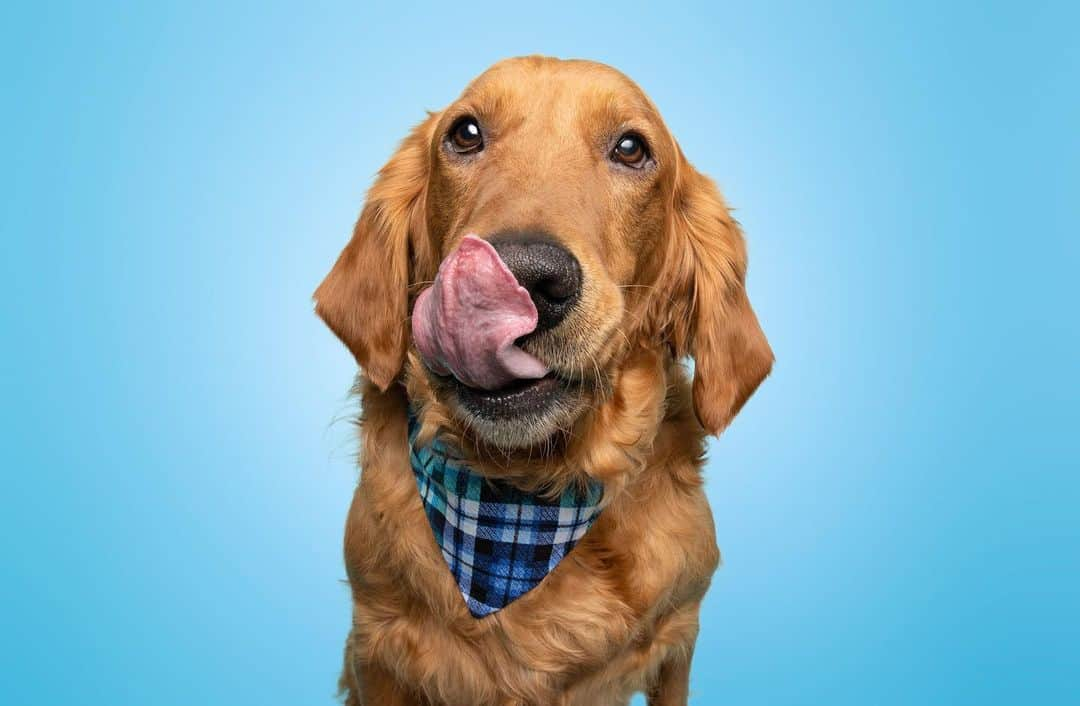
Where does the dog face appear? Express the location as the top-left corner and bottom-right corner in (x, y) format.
(316, 57), (772, 454)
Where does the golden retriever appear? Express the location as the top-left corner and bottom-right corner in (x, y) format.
(315, 56), (773, 706)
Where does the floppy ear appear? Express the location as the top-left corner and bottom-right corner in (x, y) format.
(313, 116), (436, 391)
(662, 149), (774, 435)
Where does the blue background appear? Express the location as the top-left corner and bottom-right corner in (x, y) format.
(3, 2), (1076, 704)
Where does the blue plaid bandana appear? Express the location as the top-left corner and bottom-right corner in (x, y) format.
(407, 414), (604, 617)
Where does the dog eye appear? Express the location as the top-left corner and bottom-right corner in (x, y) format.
(448, 117), (484, 154)
(611, 133), (649, 168)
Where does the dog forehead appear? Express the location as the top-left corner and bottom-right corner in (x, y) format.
(459, 56), (656, 124)
(473, 56), (636, 87)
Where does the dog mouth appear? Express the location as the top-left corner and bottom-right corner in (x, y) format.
(441, 370), (572, 421)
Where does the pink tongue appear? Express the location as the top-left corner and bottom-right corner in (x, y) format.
(411, 235), (548, 390)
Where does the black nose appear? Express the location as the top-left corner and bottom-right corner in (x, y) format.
(489, 232), (582, 334)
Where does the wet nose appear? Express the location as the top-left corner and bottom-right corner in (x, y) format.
(489, 232), (582, 334)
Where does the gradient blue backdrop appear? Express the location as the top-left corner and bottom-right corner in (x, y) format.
(3, 2), (1076, 704)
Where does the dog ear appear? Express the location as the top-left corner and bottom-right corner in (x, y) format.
(313, 115), (436, 391)
(660, 146), (774, 435)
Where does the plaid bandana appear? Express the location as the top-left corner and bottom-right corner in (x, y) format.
(408, 414), (604, 617)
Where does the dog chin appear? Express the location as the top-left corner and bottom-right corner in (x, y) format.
(436, 374), (587, 450)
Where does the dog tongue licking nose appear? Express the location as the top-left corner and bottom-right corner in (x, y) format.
(412, 235), (548, 390)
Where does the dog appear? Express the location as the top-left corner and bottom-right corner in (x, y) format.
(315, 56), (773, 706)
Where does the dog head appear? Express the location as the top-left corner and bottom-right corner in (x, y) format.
(316, 57), (772, 467)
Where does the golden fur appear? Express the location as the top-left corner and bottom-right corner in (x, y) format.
(315, 57), (773, 705)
